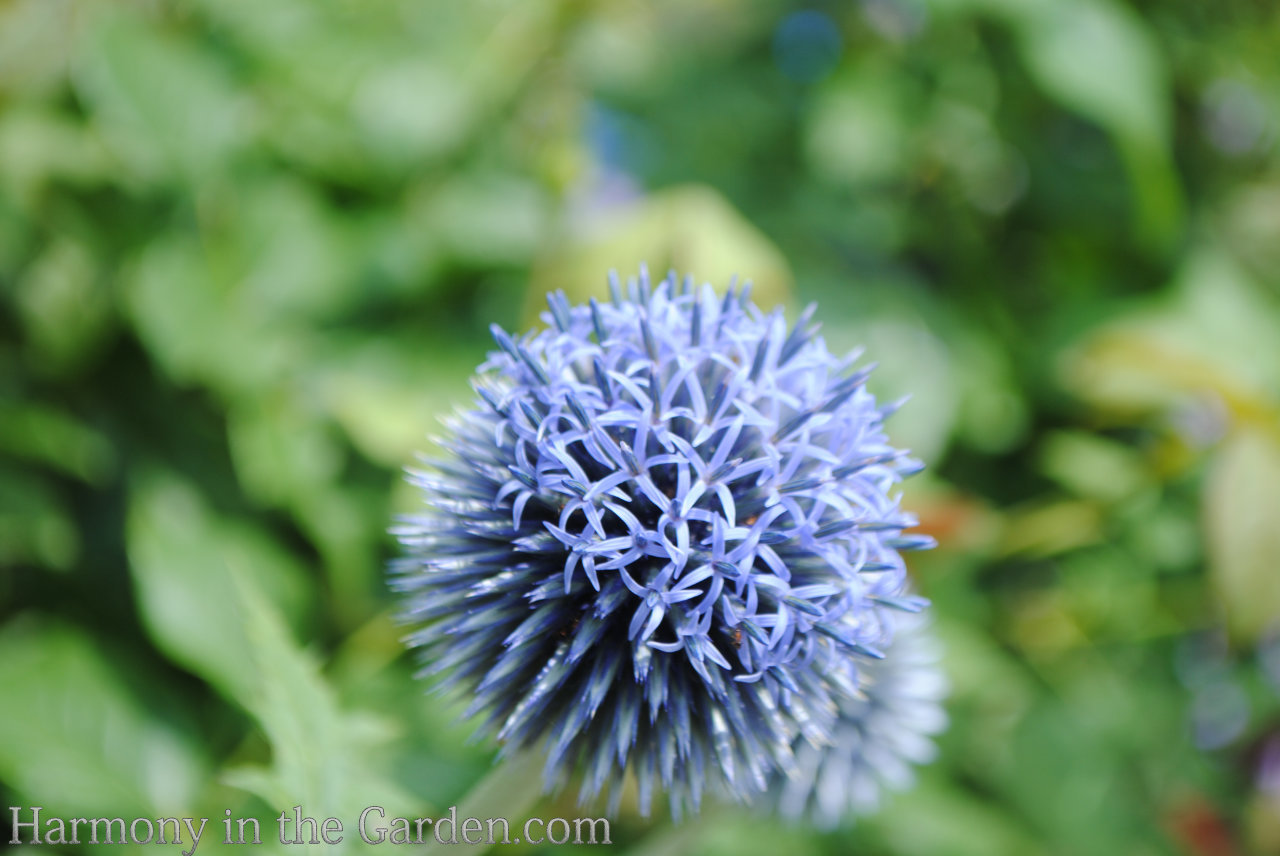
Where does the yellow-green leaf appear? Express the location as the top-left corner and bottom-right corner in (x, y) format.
(1205, 425), (1280, 642)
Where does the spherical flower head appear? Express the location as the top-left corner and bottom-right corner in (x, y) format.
(392, 269), (935, 817)
(770, 608), (948, 828)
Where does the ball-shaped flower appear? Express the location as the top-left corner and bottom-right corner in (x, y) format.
(770, 608), (948, 827)
(392, 269), (934, 817)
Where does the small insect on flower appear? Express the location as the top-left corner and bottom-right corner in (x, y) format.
(391, 268), (935, 818)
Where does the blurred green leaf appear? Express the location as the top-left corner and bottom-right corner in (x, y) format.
(318, 339), (477, 468)
(221, 561), (416, 843)
(952, 336), (1029, 456)
(1018, 0), (1144, 109)
(826, 317), (960, 464)
(351, 58), (474, 167)
(121, 235), (233, 386)
(123, 235), (307, 395)
(226, 179), (365, 322)
(12, 236), (116, 375)
(0, 617), (207, 815)
(0, 466), (79, 571)
(0, 0), (79, 94)
(0, 105), (112, 203)
(418, 750), (544, 856)
(1039, 431), (1147, 503)
(1205, 425), (1280, 642)
(1062, 247), (1280, 420)
(75, 7), (246, 182)
(126, 471), (312, 702)
(805, 66), (910, 187)
(227, 387), (381, 619)
(0, 400), (114, 484)
(867, 776), (1046, 856)
(927, 0), (1182, 243)
(530, 184), (794, 324)
(1013, 0), (1181, 243)
(935, 619), (1037, 713)
(292, 488), (382, 624)
(416, 172), (550, 267)
(227, 393), (342, 510)
(997, 500), (1104, 558)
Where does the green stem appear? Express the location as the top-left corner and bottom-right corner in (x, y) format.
(421, 748), (546, 856)
(624, 805), (725, 856)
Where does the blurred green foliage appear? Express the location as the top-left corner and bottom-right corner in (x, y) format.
(3, 0), (1280, 853)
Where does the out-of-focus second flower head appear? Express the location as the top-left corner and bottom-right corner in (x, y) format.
(771, 608), (948, 828)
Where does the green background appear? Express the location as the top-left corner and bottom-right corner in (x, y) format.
(3, 0), (1280, 853)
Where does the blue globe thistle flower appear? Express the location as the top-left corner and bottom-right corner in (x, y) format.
(770, 608), (948, 827)
(392, 269), (934, 817)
